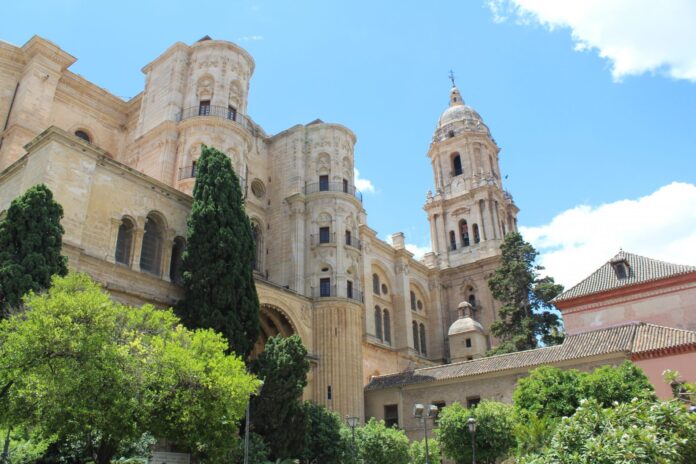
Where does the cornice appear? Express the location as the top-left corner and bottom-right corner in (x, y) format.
(21, 35), (75, 70)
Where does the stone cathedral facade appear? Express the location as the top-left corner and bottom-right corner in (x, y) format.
(0, 35), (519, 421)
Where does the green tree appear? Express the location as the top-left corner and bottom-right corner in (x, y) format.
(520, 399), (696, 464)
(250, 334), (309, 460)
(231, 432), (269, 464)
(579, 360), (656, 407)
(353, 418), (409, 464)
(176, 145), (260, 358)
(408, 437), (441, 464)
(299, 402), (347, 464)
(0, 273), (259, 464)
(513, 366), (584, 420)
(487, 232), (564, 355)
(437, 401), (515, 464)
(0, 184), (67, 315)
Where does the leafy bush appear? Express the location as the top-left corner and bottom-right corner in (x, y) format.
(353, 418), (409, 464)
(408, 437), (441, 464)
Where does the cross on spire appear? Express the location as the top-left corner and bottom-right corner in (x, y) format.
(449, 70), (456, 88)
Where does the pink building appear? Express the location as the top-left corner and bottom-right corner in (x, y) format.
(554, 251), (696, 398)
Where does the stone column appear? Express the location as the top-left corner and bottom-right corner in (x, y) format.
(160, 229), (176, 282)
(488, 199), (498, 240)
(130, 216), (147, 272)
(106, 218), (122, 264)
(288, 196), (306, 293)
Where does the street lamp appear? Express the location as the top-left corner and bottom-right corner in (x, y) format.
(346, 416), (359, 463)
(413, 403), (439, 464)
(467, 417), (477, 464)
(244, 380), (264, 464)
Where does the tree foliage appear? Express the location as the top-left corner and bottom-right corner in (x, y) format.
(176, 145), (260, 358)
(519, 399), (696, 464)
(0, 184), (67, 315)
(250, 334), (310, 460)
(299, 401), (347, 464)
(487, 232), (564, 355)
(0, 273), (259, 464)
(408, 437), (441, 464)
(437, 401), (515, 464)
(514, 362), (656, 422)
(353, 418), (409, 464)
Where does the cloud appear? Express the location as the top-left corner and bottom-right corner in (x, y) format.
(383, 234), (432, 260)
(237, 35), (264, 42)
(520, 182), (696, 289)
(354, 168), (375, 193)
(487, 0), (696, 82)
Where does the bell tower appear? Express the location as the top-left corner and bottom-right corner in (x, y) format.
(424, 82), (519, 353)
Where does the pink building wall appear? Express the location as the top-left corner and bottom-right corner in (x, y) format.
(559, 279), (696, 336)
(634, 351), (696, 400)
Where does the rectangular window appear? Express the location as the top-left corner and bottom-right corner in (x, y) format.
(345, 230), (351, 246)
(327, 385), (332, 400)
(319, 227), (330, 244)
(343, 178), (349, 193)
(384, 404), (399, 428)
(433, 401), (446, 425)
(467, 396), (481, 409)
(191, 161), (197, 178)
(319, 175), (329, 191)
(198, 100), (211, 116)
(466, 338), (472, 348)
(228, 105), (237, 121)
(320, 278), (331, 297)
(347, 280), (353, 299)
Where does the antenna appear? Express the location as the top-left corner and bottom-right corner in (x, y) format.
(448, 70), (456, 88)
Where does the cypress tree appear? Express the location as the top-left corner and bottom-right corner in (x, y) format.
(0, 184), (68, 315)
(487, 232), (564, 355)
(176, 145), (260, 358)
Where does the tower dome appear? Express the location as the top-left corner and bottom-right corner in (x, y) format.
(448, 301), (488, 362)
(434, 86), (490, 142)
(447, 301), (485, 336)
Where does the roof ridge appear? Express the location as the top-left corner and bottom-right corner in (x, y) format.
(568, 321), (643, 337)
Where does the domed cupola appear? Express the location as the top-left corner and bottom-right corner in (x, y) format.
(434, 86), (490, 142)
(448, 301), (488, 362)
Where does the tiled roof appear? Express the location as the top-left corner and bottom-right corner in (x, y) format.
(365, 322), (696, 391)
(554, 251), (696, 302)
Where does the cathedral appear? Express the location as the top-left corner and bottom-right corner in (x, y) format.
(4, 36), (694, 443)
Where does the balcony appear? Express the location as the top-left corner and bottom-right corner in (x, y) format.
(176, 105), (256, 134)
(311, 232), (336, 246)
(344, 235), (362, 250)
(311, 285), (364, 302)
(304, 182), (363, 203)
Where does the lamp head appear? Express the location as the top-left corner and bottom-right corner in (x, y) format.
(413, 403), (425, 419)
(467, 417), (477, 433)
(346, 416), (360, 427)
(428, 404), (439, 417)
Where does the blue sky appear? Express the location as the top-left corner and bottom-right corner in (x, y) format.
(3, 0), (695, 287)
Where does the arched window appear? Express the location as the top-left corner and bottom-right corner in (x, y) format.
(169, 237), (186, 284)
(459, 220), (470, 247)
(74, 130), (91, 143)
(468, 293), (477, 309)
(140, 214), (164, 275)
(412, 321), (419, 352)
(374, 306), (383, 341)
(489, 154), (497, 178)
(449, 231), (457, 251)
(452, 154), (463, 176)
(473, 224), (481, 244)
(373, 273), (380, 294)
(501, 220), (507, 236)
(383, 309), (391, 344)
(251, 223), (263, 272)
(114, 217), (135, 265)
(410, 291), (416, 311)
(419, 323), (427, 355)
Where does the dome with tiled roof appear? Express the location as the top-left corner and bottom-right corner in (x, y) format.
(434, 87), (490, 142)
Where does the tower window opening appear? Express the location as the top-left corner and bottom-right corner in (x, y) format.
(347, 280), (353, 299)
(459, 220), (470, 247)
(452, 154), (463, 176)
(198, 100), (211, 116)
(383, 309), (391, 344)
(449, 231), (457, 251)
(74, 130), (91, 143)
(466, 338), (472, 348)
(319, 226), (331, 244)
(412, 321), (419, 353)
(448, 130), (455, 138)
(410, 291), (416, 311)
(468, 293), (477, 309)
(419, 323), (427, 355)
(343, 178), (349, 193)
(373, 274), (380, 294)
(227, 105), (237, 121)
(374, 306), (383, 341)
(320, 277), (331, 297)
(473, 224), (481, 244)
(319, 175), (329, 191)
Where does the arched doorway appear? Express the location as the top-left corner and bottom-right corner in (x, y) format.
(251, 304), (297, 358)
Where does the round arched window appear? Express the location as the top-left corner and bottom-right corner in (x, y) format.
(74, 130), (91, 143)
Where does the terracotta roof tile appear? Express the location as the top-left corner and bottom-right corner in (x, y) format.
(365, 322), (696, 391)
(554, 251), (696, 302)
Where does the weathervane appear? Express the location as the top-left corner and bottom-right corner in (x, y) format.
(449, 70), (456, 88)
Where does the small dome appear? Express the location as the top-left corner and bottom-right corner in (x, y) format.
(448, 316), (485, 336)
(433, 86), (490, 141)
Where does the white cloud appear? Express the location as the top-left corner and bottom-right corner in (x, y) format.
(354, 168), (375, 193)
(520, 182), (696, 289)
(487, 0), (696, 82)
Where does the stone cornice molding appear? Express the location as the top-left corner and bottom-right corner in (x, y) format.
(177, 116), (254, 145)
(21, 35), (76, 71)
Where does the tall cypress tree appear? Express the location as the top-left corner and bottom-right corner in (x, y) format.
(176, 145), (260, 358)
(487, 232), (564, 355)
(0, 184), (68, 315)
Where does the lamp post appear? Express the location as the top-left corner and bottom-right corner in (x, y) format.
(413, 403), (439, 464)
(467, 417), (477, 464)
(346, 415), (359, 463)
(244, 380), (264, 464)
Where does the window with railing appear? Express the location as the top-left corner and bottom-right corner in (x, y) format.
(198, 100), (211, 116)
(319, 175), (329, 191)
(320, 278), (331, 297)
(319, 227), (331, 244)
(228, 105), (237, 121)
(347, 280), (353, 299)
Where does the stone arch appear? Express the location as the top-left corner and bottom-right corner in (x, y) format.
(316, 152), (331, 175)
(371, 261), (393, 298)
(250, 217), (264, 272)
(409, 281), (428, 313)
(251, 303), (299, 358)
(228, 80), (243, 108)
(140, 211), (168, 276)
(196, 74), (215, 101)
